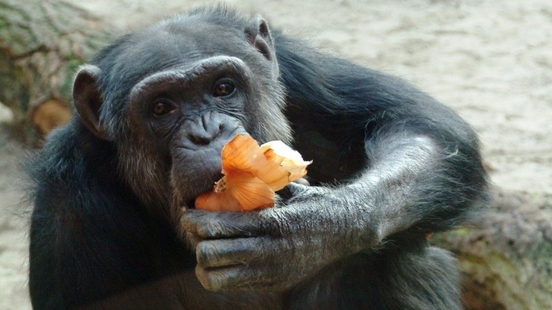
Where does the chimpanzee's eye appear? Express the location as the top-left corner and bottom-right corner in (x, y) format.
(151, 101), (176, 116)
(213, 80), (235, 97)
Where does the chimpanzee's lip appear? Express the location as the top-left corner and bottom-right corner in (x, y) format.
(179, 172), (223, 210)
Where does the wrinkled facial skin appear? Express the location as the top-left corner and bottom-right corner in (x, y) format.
(128, 57), (253, 206)
(104, 23), (291, 219)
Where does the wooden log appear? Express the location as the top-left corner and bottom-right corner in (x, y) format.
(0, 0), (112, 141)
(432, 188), (552, 309)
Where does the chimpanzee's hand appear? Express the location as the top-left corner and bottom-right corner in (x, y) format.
(181, 183), (374, 292)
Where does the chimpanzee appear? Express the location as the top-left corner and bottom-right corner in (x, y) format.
(26, 5), (488, 310)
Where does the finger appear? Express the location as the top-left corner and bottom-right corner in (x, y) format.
(284, 182), (327, 204)
(181, 209), (211, 232)
(196, 238), (265, 268)
(285, 182), (309, 196)
(181, 209), (266, 238)
(185, 231), (203, 249)
(195, 264), (270, 292)
(275, 182), (307, 202)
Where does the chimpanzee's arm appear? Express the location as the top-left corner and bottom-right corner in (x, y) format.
(181, 28), (488, 292)
(181, 120), (488, 291)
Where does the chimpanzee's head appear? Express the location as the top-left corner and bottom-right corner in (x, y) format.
(71, 8), (291, 219)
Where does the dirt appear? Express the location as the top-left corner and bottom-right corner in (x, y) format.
(1, 0), (551, 308)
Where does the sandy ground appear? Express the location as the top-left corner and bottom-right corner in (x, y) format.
(1, 0), (551, 308)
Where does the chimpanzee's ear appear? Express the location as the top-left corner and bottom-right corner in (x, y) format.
(244, 15), (276, 61)
(73, 65), (113, 141)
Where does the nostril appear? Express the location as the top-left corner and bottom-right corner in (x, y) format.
(189, 123), (224, 145)
(189, 133), (211, 145)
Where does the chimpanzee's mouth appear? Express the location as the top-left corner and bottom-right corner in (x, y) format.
(175, 170), (223, 210)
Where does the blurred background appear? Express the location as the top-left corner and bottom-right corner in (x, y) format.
(1, 0), (551, 309)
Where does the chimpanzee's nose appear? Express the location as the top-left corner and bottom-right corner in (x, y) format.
(186, 111), (225, 145)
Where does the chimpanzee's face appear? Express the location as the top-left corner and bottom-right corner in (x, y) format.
(73, 18), (291, 214)
(126, 55), (256, 204)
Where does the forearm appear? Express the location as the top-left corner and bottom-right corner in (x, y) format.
(338, 133), (486, 245)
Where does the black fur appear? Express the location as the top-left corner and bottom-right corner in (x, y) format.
(27, 6), (488, 310)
